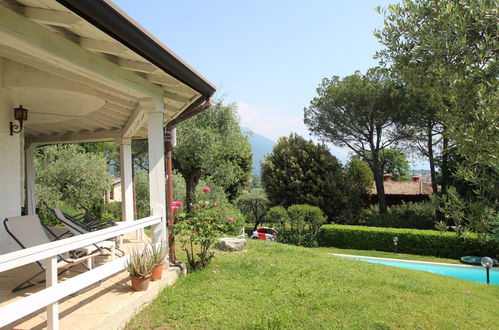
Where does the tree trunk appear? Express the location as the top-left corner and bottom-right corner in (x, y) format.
(372, 154), (387, 214)
(427, 122), (438, 194)
(184, 173), (200, 213)
(252, 202), (262, 231)
(441, 134), (450, 194)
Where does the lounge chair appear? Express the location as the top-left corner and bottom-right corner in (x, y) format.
(51, 208), (116, 232)
(4, 215), (102, 292)
(51, 208), (123, 256)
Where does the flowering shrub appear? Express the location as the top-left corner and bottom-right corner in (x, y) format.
(174, 188), (242, 270)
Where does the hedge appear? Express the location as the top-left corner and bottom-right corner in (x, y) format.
(318, 225), (498, 259)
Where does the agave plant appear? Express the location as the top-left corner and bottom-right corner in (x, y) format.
(149, 241), (168, 266)
(126, 248), (154, 277)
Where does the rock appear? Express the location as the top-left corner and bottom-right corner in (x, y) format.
(216, 238), (246, 252)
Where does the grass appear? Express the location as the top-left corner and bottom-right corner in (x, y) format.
(126, 240), (498, 329)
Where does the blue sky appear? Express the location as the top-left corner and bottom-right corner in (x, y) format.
(114, 0), (424, 166)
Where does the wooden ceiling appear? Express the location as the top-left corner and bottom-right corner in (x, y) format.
(0, 0), (206, 143)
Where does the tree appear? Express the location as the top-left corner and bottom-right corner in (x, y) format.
(397, 86), (447, 193)
(35, 144), (111, 214)
(261, 133), (348, 221)
(236, 189), (270, 230)
(173, 100), (252, 208)
(342, 158), (374, 224)
(347, 158), (374, 194)
(304, 69), (412, 214)
(79, 142), (120, 174)
(134, 171), (150, 219)
(364, 148), (410, 181)
(375, 0), (498, 240)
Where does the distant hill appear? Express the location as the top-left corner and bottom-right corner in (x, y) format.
(242, 128), (275, 175)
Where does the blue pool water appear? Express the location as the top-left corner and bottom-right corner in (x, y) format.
(344, 255), (498, 285)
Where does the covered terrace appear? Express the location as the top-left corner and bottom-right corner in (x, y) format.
(0, 0), (215, 328)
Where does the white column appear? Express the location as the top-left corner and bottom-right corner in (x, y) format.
(25, 144), (36, 215)
(119, 139), (134, 222)
(46, 256), (59, 330)
(147, 111), (166, 243)
(0, 69), (22, 253)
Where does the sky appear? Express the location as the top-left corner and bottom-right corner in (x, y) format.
(113, 0), (425, 167)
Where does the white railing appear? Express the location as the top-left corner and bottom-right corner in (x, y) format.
(0, 215), (162, 330)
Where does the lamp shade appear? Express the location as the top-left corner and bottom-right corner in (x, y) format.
(14, 105), (28, 121)
(481, 257), (494, 269)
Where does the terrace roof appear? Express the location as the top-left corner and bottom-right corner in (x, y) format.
(0, 0), (215, 144)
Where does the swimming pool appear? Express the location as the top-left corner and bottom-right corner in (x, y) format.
(334, 254), (498, 285)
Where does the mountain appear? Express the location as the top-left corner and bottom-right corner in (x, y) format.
(242, 128), (275, 175)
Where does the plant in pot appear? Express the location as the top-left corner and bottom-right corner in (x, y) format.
(150, 241), (168, 281)
(126, 248), (154, 291)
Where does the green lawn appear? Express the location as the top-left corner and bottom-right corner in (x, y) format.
(127, 240), (499, 329)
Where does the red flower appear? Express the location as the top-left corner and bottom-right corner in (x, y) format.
(202, 186), (211, 192)
(228, 217), (234, 223)
(171, 205), (179, 211)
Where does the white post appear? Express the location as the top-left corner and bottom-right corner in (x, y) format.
(25, 144), (37, 215)
(120, 139), (134, 222)
(119, 139), (135, 242)
(46, 256), (59, 330)
(147, 111), (166, 244)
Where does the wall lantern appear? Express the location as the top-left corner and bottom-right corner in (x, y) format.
(10, 105), (28, 136)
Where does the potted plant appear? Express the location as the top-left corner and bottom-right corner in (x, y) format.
(126, 248), (153, 291)
(150, 241), (168, 281)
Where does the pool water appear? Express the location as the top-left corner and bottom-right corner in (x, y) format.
(341, 255), (498, 285)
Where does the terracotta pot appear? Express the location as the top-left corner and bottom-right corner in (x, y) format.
(130, 275), (151, 291)
(151, 263), (165, 281)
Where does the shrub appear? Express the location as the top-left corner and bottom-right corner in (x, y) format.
(288, 204), (326, 236)
(318, 224), (498, 259)
(101, 202), (122, 222)
(360, 202), (436, 230)
(175, 187), (244, 271)
(266, 206), (289, 231)
(274, 204), (326, 247)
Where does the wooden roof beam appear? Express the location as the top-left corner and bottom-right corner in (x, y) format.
(27, 130), (123, 144)
(0, 6), (165, 101)
(118, 58), (156, 73)
(79, 37), (127, 56)
(23, 7), (80, 28)
(146, 73), (179, 87)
